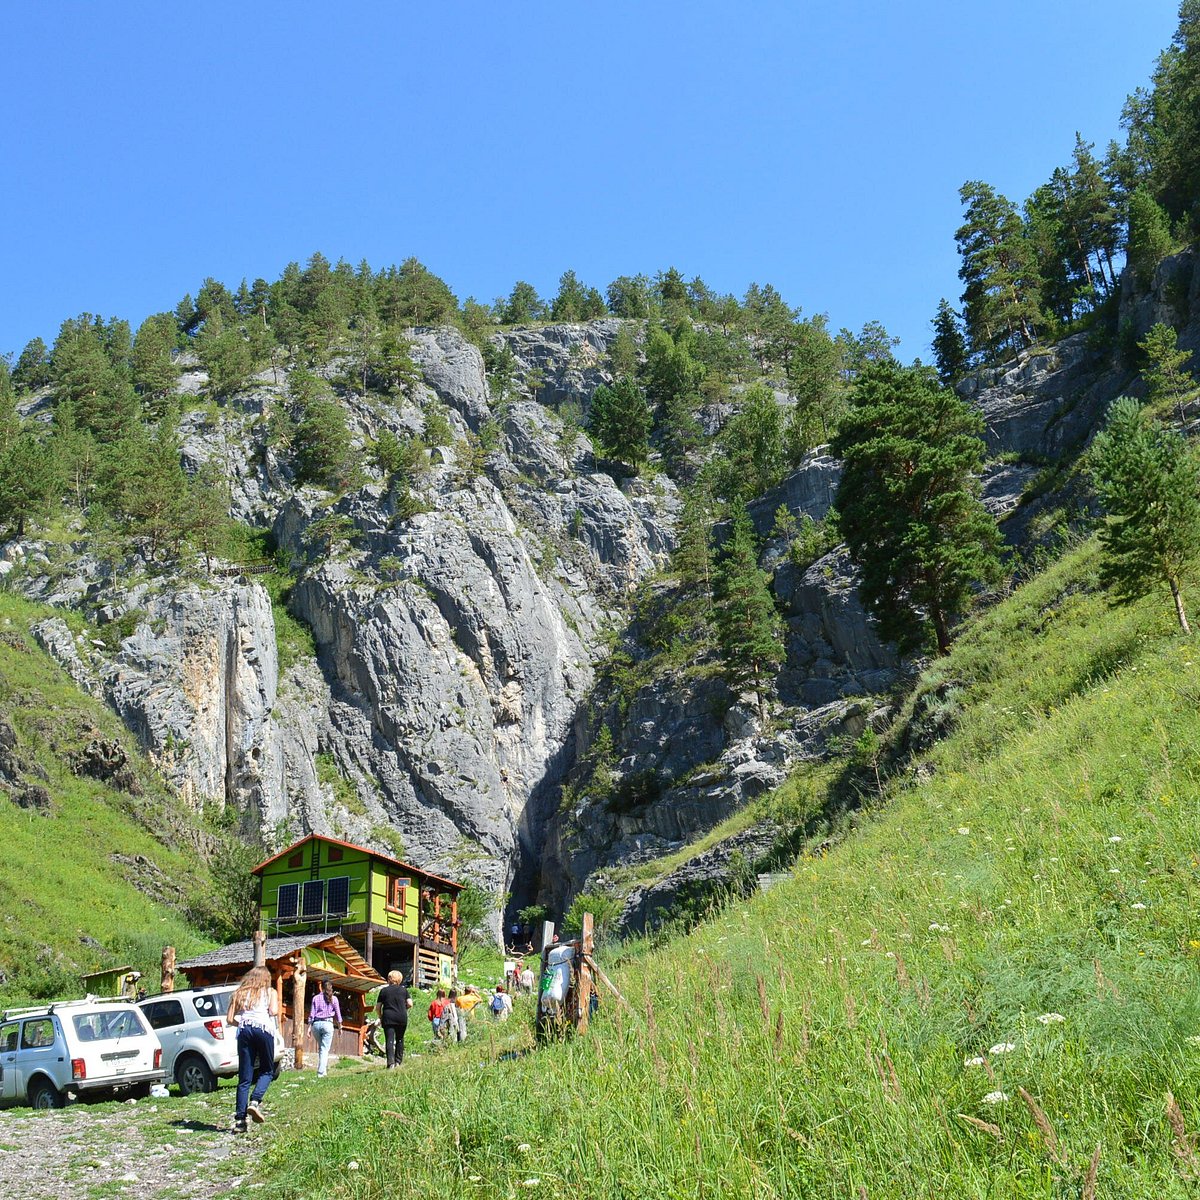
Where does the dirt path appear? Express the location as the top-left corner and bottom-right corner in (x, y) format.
(0, 1081), (292, 1200)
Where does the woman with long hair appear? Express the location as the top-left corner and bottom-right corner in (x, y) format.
(225, 965), (279, 1134)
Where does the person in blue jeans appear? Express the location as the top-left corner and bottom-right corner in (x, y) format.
(225, 965), (279, 1134)
(307, 980), (342, 1077)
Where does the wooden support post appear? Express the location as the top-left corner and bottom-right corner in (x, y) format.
(581, 953), (633, 1015)
(450, 897), (458, 957)
(252, 930), (266, 967)
(577, 913), (594, 1034)
(160, 946), (176, 994)
(291, 955), (307, 1070)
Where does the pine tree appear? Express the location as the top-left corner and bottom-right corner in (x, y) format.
(956, 181), (1044, 362)
(1090, 395), (1200, 633)
(713, 502), (784, 711)
(185, 461), (232, 576)
(1125, 187), (1175, 278)
(587, 378), (652, 470)
(711, 383), (785, 502)
(0, 428), (58, 538)
(832, 361), (1002, 654)
(785, 315), (843, 453)
(931, 299), (969, 388)
(132, 313), (180, 412)
(51, 315), (138, 442)
(12, 337), (51, 394)
(1140, 322), (1195, 421)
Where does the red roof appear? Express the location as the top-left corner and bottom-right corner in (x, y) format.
(251, 832), (464, 892)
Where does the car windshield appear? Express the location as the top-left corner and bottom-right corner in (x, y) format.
(191, 991), (232, 1018)
(72, 1008), (147, 1042)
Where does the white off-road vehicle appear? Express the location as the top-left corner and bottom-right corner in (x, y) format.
(0, 998), (165, 1109)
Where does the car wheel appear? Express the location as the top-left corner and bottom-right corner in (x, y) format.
(176, 1054), (217, 1096)
(28, 1078), (64, 1110)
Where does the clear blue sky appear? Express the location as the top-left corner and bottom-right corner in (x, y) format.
(0, 1), (1181, 363)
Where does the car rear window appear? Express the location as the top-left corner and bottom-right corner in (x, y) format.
(72, 1008), (148, 1042)
(191, 991), (232, 1018)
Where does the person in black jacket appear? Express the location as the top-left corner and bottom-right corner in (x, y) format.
(376, 970), (412, 1068)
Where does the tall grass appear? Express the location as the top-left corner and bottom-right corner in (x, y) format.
(251, 536), (1200, 1197)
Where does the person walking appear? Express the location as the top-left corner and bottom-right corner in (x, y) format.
(225, 966), (280, 1134)
(307, 980), (342, 1078)
(376, 970), (412, 1068)
(428, 989), (448, 1041)
(490, 983), (512, 1020)
(455, 985), (482, 1041)
(443, 989), (463, 1043)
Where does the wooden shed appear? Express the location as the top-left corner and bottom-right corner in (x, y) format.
(177, 933), (383, 1058)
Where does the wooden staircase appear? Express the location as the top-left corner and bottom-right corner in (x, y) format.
(416, 948), (442, 989)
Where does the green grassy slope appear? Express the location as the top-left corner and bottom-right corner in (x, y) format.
(249, 537), (1200, 1198)
(0, 593), (214, 1005)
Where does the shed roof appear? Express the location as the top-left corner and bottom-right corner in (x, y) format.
(177, 934), (384, 990)
(251, 832), (463, 892)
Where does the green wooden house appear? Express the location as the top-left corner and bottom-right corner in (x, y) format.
(252, 834), (464, 988)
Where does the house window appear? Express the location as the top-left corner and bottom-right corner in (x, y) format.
(386, 876), (410, 912)
(328, 845), (343, 862)
(277, 883), (299, 922)
(288, 850), (303, 868)
(327, 876), (350, 917)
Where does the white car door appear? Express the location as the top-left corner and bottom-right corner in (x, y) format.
(139, 998), (186, 1076)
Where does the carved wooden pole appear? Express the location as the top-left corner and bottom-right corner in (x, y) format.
(252, 930), (266, 967)
(577, 912), (594, 1034)
(160, 946), (176, 993)
(291, 955), (308, 1070)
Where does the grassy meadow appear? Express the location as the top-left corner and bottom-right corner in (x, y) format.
(244, 537), (1200, 1198)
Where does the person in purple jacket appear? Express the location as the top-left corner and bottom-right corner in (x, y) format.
(307, 980), (343, 1078)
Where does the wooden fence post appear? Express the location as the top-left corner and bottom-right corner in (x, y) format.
(160, 946), (176, 993)
(577, 913), (594, 1034)
(252, 930), (266, 967)
(292, 956), (307, 1070)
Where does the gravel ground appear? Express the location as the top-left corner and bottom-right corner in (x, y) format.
(0, 1082), (281, 1200)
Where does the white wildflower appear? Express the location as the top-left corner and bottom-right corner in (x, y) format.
(1108, 835), (1122, 843)
(1186, 1035), (1200, 1046)
(1035, 1013), (1065, 1025)
(963, 1056), (986, 1068)
(861, 938), (873, 946)
(517, 1144), (532, 1153)
(957, 826), (971, 835)
(982, 1091), (1009, 1105)
(522, 1181), (542, 1189)
(348, 1162), (360, 1171)
(1131, 902), (1147, 910)
(929, 922), (952, 933)
(1109, 868), (1120, 874)
(988, 1042), (1016, 1055)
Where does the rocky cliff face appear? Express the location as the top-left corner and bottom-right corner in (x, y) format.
(17, 322), (678, 903)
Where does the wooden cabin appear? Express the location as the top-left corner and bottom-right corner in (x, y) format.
(176, 933), (383, 1058)
(252, 834), (464, 988)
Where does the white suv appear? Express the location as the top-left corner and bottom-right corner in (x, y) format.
(0, 999), (165, 1109)
(137, 987), (284, 1094)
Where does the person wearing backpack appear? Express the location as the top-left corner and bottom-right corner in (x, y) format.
(428, 989), (448, 1040)
(490, 984), (512, 1020)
